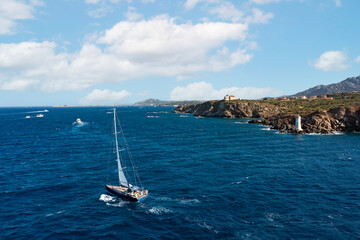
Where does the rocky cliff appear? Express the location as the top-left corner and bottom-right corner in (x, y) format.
(174, 100), (280, 118)
(261, 106), (360, 134)
(174, 93), (360, 134)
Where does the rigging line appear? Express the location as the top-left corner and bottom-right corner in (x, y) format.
(114, 109), (129, 184)
(115, 111), (144, 189)
(116, 113), (141, 187)
(106, 130), (113, 184)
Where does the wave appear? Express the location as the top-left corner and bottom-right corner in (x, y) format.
(147, 116), (159, 118)
(147, 206), (172, 215)
(72, 121), (88, 127)
(179, 199), (200, 205)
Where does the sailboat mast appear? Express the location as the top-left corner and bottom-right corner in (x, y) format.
(113, 108), (128, 187)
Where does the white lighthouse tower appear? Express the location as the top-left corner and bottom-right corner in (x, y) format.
(295, 115), (303, 132)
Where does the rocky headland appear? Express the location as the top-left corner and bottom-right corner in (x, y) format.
(173, 92), (360, 134)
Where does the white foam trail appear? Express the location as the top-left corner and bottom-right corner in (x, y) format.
(148, 207), (172, 215)
(99, 194), (116, 203)
(106, 202), (126, 207)
(73, 121), (87, 127)
(147, 116), (159, 118)
(179, 199), (200, 204)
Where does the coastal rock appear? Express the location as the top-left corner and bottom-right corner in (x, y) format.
(262, 106), (360, 134)
(173, 100), (280, 118)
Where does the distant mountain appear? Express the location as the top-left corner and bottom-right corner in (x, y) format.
(292, 75), (360, 97)
(134, 98), (204, 106)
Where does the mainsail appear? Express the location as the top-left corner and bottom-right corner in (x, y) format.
(113, 109), (128, 187)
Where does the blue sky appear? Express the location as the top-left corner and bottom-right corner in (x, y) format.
(0, 0), (359, 106)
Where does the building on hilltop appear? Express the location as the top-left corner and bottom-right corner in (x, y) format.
(224, 95), (236, 101)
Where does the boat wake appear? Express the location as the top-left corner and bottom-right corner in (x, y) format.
(99, 194), (127, 207)
(73, 121), (87, 127)
(147, 116), (160, 118)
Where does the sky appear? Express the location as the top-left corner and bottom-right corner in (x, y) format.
(0, 0), (359, 106)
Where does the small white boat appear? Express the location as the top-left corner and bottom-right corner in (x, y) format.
(76, 118), (82, 123)
(36, 114), (44, 118)
(44, 109), (49, 112)
(25, 116), (31, 119)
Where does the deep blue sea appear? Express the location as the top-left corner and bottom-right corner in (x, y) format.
(1, 106), (359, 239)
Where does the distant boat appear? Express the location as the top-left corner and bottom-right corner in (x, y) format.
(76, 118), (82, 123)
(105, 108), (148, 202)
(25, 116), (30, 119)
(44, 109), (49, 112)
(36, 114), (44, 118)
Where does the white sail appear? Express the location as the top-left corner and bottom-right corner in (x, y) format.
(113, 109), (128, 187)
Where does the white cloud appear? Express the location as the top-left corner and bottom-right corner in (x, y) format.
(334, 0), (341, 7)
(250, 0), (281, 4)
(0, 16), (254, 92)
(248, 8), (273, 24)
(184, 0), (219, 10)
(209, 3), (273, 25)
(355, 56), (360, 63)
(209, 2), (244, 22)
(85, 0), (101, 4)
(170, 81), (282, 100)
(80, 89), (131, 105)
(125, 7), (143, 21)
(0, 0), (42, 35)
(312, 51), (348, 72)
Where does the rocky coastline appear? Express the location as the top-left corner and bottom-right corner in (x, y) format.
(173, 94), (360, 134)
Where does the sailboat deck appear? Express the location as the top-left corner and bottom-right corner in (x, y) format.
(106, 185), (148, 200)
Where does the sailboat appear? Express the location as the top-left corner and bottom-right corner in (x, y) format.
(105, 108), (148, 202)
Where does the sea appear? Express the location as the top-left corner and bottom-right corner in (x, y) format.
(0, 106), (359, 239)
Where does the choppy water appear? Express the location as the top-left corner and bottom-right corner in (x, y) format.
(0, 106), (359, 239)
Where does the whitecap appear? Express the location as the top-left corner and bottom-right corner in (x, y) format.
(179, 199), (200, 204)
(332, 131), (344, 135)
(148, 207), (172, 215)
(147, 116), (159, 118)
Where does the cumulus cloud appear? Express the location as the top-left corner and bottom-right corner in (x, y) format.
(79, 89), (131, 105)
(170, 81), (282, 100)
(0, 0), (42, 35)
(209, 2), (244, 22)
(312, 51), (348, 72)
(0, 15), (254, 92)
(206, 2), (273, 26)
(184, 0), (219, 10)
(355, 56), (360, 63)
(125, 7), (143, 21)
(250, 0), (282, 4)
(248, 8), (273, 24)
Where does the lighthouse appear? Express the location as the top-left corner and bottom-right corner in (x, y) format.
(295, 115), (303, 132)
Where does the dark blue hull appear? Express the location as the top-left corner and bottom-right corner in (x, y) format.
(105, 185), (139, 202)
